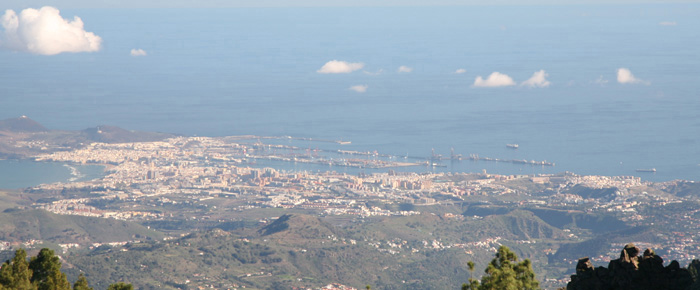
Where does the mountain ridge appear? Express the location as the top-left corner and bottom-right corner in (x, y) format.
(0, 116), (48, 132)
(0, 116), (176, 158)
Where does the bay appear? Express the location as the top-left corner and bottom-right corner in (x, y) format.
(0, 160), (105, 189)
(0, 4), (698, 182)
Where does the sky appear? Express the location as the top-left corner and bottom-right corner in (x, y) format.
(1, 0), (700, 9)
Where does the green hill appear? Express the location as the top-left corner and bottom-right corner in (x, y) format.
(527, 208), (628, 234)
(259, 214), (339, 240)
(62, 214), (482, 290)
(490, 210), (567, 240)
(80, 125), (174, 144)
(465, 205), (629, 234)
(0, 209), (163, 244)
(58, 212), (578, 290)
(0, 190), (30, 211)
(550, 225), (658, 263)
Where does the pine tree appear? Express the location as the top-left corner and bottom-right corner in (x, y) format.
(477, 246), (539, 290)
(28, 248), (71, 290)
(0, 248), (36, 290)
(513, 258), (538, 289)
(72, 274), (93, 290)
(106, 282), (133, 290)
(1, 248), (123, 290)
(462, 261), (479, 290)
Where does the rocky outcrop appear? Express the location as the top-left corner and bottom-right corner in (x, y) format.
(567, 243), (695, 290)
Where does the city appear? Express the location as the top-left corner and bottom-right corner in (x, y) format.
(1, 133), (697, 289)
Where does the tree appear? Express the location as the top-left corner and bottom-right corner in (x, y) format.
(0, 248), (119, 290)
(0, 248), (35, 290)
(72, 274), (93, 290)
(28, 248), (71, 290)
(107, 282), (133, 290)
(462, 261), (479, 290)
(477, 246), (539, 290)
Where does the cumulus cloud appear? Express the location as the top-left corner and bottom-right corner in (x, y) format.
(317, 60), (364, 74)
(130, 48), (147, 56)
(521, 70), (551, 88)
(349, 85), (368, 93)
(473, 72), (516, 88)
(455, 68), (467, 74)
(0, 6), (101, 55)
(617, 68), (649, 85)
(397, 65), (413, 73)
(659, 21), (677, 26)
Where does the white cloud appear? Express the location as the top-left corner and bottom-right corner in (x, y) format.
(659, 21), (677, 26)
(363, 69), (384, 76)
(130, 48), (147, 56)
(0, 6), (101, 55)
(521, 70), (551, 88)
(594, 75), (609, 85)
(473, 72), (516, 88)
(317, 60), (364, 74)
(455, 68), (467, 74)
(349, 85), (368, 93)
(617, 68), (649, 85)
(397, 65), (413, 73)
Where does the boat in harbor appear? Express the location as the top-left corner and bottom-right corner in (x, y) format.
(636, 168), (657, 173)
(506, 144), (519, 149)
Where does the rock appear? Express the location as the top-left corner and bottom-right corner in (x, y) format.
(566, 244), (695, 290)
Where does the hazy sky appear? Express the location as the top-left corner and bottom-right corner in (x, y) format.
(2, 0), (699, 9)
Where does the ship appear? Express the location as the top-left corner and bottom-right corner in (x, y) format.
(506, 144), (519, 149)
(636, 168), (657, 173)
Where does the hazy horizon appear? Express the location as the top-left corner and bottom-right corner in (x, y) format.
(2, 0), (700, 10)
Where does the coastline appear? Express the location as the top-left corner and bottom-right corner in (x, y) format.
(0, 159), (106, 189)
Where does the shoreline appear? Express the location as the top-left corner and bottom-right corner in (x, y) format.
(0, 159), (107, 189)
(0, 131), (692, 183)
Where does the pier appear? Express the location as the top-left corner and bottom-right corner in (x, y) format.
(234, 136), (556, 169)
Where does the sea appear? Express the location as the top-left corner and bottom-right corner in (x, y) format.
(0, 4), (699, 186)
(0, 160), (104, 189)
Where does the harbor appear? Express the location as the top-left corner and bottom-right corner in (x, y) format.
(233, 136), (556, 171)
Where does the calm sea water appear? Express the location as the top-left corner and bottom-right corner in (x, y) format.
(0, 160), (104, 189)
(1, 5), (699, 182)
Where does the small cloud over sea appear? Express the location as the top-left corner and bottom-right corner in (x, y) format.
(317, 60), (364, 74)
(349, 85), (368, 93)
(473, 72), (516, 88)
(397, 66), (413, 73)
(521, 70), (551, 88)
(594, 75), (609, 86)
(130, 48), (147, 56)
(617, 68), (649, 85)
